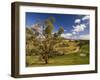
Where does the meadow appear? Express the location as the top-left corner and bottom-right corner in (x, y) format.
(26, 39), (89, 67)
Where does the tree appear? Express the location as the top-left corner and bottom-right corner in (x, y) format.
(37, 17), (64, 64)
(38, 17), (55, 64)
(57, 27), (64, 36)
(44, 18), (54, 36)
(26, 17), (65, 64)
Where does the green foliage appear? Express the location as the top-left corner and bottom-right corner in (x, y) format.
(58, 27), (64, 35)
(54, 33), (58, 37)
(48, 16), (55, 23)
(26, 27), (33, 35)
(44, 20), (54, 35)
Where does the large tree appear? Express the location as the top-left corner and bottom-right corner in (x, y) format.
(26, 17), (65, 64)
(35, 17), (64, 64)
(38, 17), (56, 64)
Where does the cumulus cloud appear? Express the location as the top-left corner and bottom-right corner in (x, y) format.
(61, 33), (89, 40)
(31, 23), (42, 33)
(82, 15), (90, 21)
(68, 15), (90, 40)
(72, 24), (86, 33)
(72, 31), (76, 35)
(61, 33), (72, 39)
(75, 19), (81, 23)
(79, 34), (89, 40)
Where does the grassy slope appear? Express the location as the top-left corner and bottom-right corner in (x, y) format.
(26, 53), (89, 67)
(26, 40), (89, 67)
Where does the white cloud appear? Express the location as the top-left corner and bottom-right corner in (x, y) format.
(61, 33), (89, 40)
(82, 15), (90, 21)
(61, 33), (72, 39)
(79, 34), (89, 40)
(72, 31), (76, 35)
(72, 26), (75, 28)
(31, 24), (42, 33)
(75, 19), (81, 23)
(69, 16), (89, 40)
(66, 33), (72, 37)
(61, 32), (90, 40)
(72, 24), (86, 33)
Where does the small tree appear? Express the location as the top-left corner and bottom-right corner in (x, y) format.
(37, 17), (64, 64)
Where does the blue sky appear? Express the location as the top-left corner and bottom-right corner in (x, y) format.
(26, 12), (90, 40)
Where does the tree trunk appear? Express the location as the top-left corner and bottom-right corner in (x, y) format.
(44, 54), (48, 64)
(45, 59), (48, 64)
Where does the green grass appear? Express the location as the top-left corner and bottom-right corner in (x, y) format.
(26, 53), (89, 67)
(26, 40), (90, 67)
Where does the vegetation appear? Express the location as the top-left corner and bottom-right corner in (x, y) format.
(26, 16), (89, 67)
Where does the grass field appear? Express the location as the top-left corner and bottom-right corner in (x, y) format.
(26, 39), (89, 67)
(26, 52), (89, 67)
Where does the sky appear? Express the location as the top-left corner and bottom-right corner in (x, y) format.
(26, 12), (90, 40)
